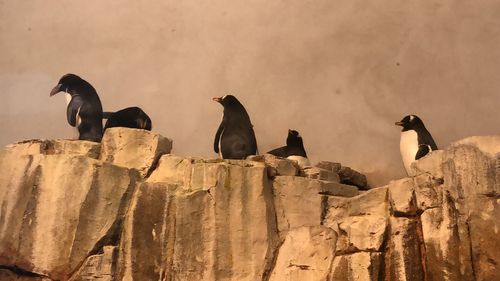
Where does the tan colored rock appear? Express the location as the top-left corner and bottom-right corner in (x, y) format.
(117, 182), (176, 281)
(273, 176), (356, 237)
(100, 127), (172, 177)
(324, 187), (388, 223)
(467, 196), (500, 281)
(329, 252), (382, 281)
(315, 161), (341, 173)
(0, 269), (50, 281)
(69, 246), (118, 281)
(4, 139), (100, 159)
(301, 166), (340, 182)
(410, 150), (444, 179)
(248, 154), (299, 177)
(452, 135), (500, 157)
(419, 199), (474, 281)
(338, 166), (368, 189)
(333, 215), (387, 254)
(118, 160), (279, 281)
(147, 154), (227, 192)
(412, 173), (443, 211)
(0, 153), (136, 280)
(388, 217), (425, 281)
(388, 178), (417, 216)
(269, 226), (337, 281)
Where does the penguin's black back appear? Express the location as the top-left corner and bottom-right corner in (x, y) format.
(103, 107), (152, 131)
(214, 95), (257, 159)
(416, 127), (437, 150)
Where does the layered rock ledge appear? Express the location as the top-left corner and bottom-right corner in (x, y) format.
(0, 129), (498, 281)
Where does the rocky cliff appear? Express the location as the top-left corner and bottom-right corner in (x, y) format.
(0, 128), (498, 281)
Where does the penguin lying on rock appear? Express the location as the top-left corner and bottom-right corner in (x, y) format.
(268, 129), (308, 158)
(103, 107), (152, 131)
(395, 114), (438, 175)
(50, 74), (103, 142)
(213, 95), (258, 159)
(268, 129), (310, 167)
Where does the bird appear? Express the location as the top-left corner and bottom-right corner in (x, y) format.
(395, 114), (438, 175)
(103, 106), (152, 132)
(267, 129), (308, 158)
(213, 95), (257, 159)
(268, 129), (310, 167)
(50, 74), (103, 142)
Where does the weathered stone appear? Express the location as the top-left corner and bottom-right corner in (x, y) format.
(0, 269), (50, 281)
(69, 246), (118, 281)
(419, 198), (474, 281)
(467, 196), (500, 281)
(410, 150), (444, 179)
(413, 173), (443, 211)
(315, 161), (341, 173)
(272, 176), (355, 238)
(248, 154), (299, 177)
(100, 127), (172, 177)
(388, 217), (425, 281)
(301, 166), (340, 182)
(388, 178), (417, 216)
(329, 252), (382, 281)
(332, 215), (387, 254)
(0, 153), (137, 280)
(338, 166), (368, 189)
(269, 226), (337, 281)
(118, 160), (279, 281)
(5, 139), (100, 159)
(452, 136), (500, 157)
(324, 187), (388, 223)
(117, 182), (176, 281)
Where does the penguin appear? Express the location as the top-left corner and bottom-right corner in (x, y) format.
(267, 129), (308, 158)
(50, 74), (103, 142)
(395, 114), (438, 175)
(103, 107), (152, 132)
(213, 95), (258, 159)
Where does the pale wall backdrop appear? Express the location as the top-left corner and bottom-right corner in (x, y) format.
(1, 0), (500, 186)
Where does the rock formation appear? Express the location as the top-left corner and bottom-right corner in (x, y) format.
(0, 129), (498, 281)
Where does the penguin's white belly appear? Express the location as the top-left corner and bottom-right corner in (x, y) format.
(400, 130), (419, 175)
(287, 156), (310, 168)
(64, 93), (81, 138)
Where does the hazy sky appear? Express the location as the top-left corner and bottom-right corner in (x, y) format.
(1, 0), (500, 186)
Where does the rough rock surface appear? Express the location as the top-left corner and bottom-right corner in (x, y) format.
(0, 131), (499, 281)
(100, 128), (172, 177)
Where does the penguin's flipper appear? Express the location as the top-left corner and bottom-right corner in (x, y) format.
(267, 146), (287, 158)
(415, 144), (432, 160)
(214, 122), (224, 153)
(67, 96), (84, 127)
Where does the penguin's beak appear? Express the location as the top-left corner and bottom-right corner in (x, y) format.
(395, 121), (404, 126)
(212, 97), (222, 103)
(50, 84), (62, 96)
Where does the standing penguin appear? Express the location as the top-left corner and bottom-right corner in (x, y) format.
(50, 74), (103, 142)
(395, 114), (438, 175)
(268, 129), (308, 158)
(103, 106), (152, 131)
(213, 95), (257, 159)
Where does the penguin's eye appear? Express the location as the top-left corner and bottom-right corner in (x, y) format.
(409, 115), (415, 122)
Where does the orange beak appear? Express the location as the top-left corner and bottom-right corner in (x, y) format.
(212, 97), (222, 102)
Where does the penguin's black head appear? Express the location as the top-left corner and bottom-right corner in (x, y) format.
(395, 115), (425, 131)
(286, 129), (302, 146)
(212, 95), (242, 108)
(50, 73), (88, 96)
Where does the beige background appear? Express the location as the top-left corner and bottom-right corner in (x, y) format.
(1, 1), (500, 186)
